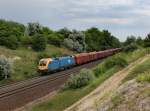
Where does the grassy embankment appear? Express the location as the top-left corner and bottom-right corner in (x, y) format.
(0, 45), (74, 85)
(108, 56), (150, 111)
(31, 48), (150, 111)
(123, 57), (150, 83)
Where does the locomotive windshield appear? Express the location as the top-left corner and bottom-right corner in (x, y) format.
(39, 60), (47, 66)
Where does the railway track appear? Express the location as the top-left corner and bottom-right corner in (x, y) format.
(0, 59), (103, 111)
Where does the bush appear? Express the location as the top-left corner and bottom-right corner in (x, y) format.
(51, 51), (62, 58)
(47, 33), (63, 47)
(94, 55), (128, 77)
(64, 68), (95, 89)
(136, 71), (150, 83)
(94, 63), (106, 77)
(32, 34), (47, 51)
(5, 36), (19, 49)
(123, 43), (138, 52)
(105, 55), (128, 68)
(0, 55), (13, 79)
(20, 36), (32, 46)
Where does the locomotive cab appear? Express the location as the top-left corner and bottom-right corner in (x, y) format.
(38, 58), (52, 72)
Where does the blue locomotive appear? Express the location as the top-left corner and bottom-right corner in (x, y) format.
(38, 56), (76, 72)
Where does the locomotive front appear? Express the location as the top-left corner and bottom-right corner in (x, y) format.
(38, 58), (52, 72)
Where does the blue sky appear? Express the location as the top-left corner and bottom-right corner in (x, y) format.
(0, 0), (150, 41)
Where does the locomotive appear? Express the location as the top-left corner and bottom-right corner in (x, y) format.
(38, 48), (121, 73)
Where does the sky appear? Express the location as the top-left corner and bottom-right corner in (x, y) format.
(0, 0), (150, 41)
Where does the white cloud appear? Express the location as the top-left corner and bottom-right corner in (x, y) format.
(73, 17), (133, 25)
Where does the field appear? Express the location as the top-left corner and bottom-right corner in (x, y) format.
(0, 45), (74, 85)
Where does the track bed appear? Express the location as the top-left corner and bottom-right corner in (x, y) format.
(0, 59), (103, 111)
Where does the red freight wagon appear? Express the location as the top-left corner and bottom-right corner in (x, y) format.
(89, 52), (97, 61)
(74, 53), (90, 65)
(97, 51), (104, 59)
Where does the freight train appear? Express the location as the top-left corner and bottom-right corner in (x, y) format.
(38, 48), (121, 73)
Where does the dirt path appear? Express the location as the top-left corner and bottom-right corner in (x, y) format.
(65, 55), (150, 111)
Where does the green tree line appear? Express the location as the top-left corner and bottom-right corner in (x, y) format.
(0, 19), (149, 52)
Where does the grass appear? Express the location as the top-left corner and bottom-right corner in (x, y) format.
(136, 70), (150, 82)
(0, 45), (74, 85)
(122, 58), (150, 83)
(108, 94), (124, 111)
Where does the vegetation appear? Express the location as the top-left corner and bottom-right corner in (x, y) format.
(94, 55), (128, 77)
(32, 34), (47, 51)
(110, 94), (124, 109)
(0, 55), (13, 79)
(136, 70), (150, 82)
(85, 28), (121, 51)
(0, 19), (122, 53)
(144, 33), (150, 47)
(64, 30), (86, 52)
(123, 43), (139, 52)
(123, 58), (150, 82)
(0, 19), (149, 53)
(64, 69), (95, 89)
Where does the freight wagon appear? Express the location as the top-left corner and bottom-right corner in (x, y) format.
(38, 48), (121, 73)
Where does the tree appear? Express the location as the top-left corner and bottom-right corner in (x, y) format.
(0, 55), (13, 79)
(64, 30), (86, 52)
(47, 32), (63, 47)
(124, 36), (136, 46)
(85, 28), (120, 51)
(0, 19), (25, 49)
(5, 35), (19, 49)
(32, 34), (47, 51)
(144, 34), (150, 47)
(26, 22), (42, 36)
(136, 37), (144, 47)
(123, 43), (138, 52)
(41, 27), (53, 36)
(57, 28), (71, 38)
(85, 27), (102, 51)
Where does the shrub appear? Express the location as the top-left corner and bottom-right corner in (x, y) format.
(20, 36), (32, 46)
(94, 55), (128, 77)
(47, 33), (63, 47)
(5, 36), (19, 49)
(0, 55), (13, 79)
(94, 63), (106, 77)
(64, 68), (95, 89)
(51, 51), (62, 58)
(123, 43), (138, 52)
(32, 34), (47, 51)
(105, 55), (128, 68)
(136, 71), (150, 83)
